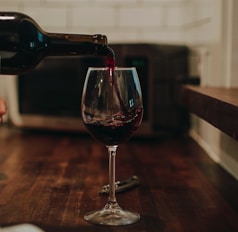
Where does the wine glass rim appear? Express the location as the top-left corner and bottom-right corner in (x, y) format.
(88, 67), (136, 71)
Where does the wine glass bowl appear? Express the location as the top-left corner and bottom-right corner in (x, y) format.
(81, 67), (143, 226)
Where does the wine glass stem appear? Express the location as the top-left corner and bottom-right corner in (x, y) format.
(107, 145), (118, 205)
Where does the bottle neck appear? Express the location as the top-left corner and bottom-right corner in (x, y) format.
(48, 33), (107, 45)
(47, 33), (109, 56)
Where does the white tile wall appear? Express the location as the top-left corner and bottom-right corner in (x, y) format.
(0, 0), (214, 44)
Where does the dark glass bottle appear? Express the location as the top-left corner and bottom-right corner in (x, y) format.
(0, 12), (114, 75)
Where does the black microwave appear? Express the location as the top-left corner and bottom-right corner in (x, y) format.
(6, 43), (190, 136)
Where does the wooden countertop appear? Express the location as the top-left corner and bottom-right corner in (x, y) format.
(1, 126), (238, 231)
(179, 85), (238, 141)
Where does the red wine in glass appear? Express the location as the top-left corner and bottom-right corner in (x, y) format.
(84, 108), (143, 145)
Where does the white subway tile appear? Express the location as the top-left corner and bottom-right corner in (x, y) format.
(0, 0), (22, 11)
(94, 0), (137, 3)
(140, 29), (189, 44)
(152, 0), (188, 1)
(1, 0), (40, 3)
(192, 0), (215, 22)
(21, 7), (67, 30)
(17, 0), (40, 2)
(119, 7), (163, 28)
(43, 0), (90, 3)
(166, 4), (193, 27)
(71, 7), (115, 28)
(188, 21), (215, 44)
(0, 5), (20, 11)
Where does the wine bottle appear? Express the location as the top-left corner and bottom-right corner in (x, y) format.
(0, 12), (114, 75)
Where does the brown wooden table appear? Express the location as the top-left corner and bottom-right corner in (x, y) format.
(1, 126), (238, 232)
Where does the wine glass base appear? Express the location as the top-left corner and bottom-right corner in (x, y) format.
(84, 203), (140, 226)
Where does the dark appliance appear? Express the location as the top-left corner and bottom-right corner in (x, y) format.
(6, 43), (189, 136)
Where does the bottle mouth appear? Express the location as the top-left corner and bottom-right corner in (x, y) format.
(93, 34), (108, 45)
(88, 67), (137, 71)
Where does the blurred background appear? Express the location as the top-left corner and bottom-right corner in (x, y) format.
(0, 0), (234, 97)
(0, 0), (217, 44)
(1, 0), (238, 182)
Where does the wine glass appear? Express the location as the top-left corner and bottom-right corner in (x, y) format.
(81, 67), (143, 226)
